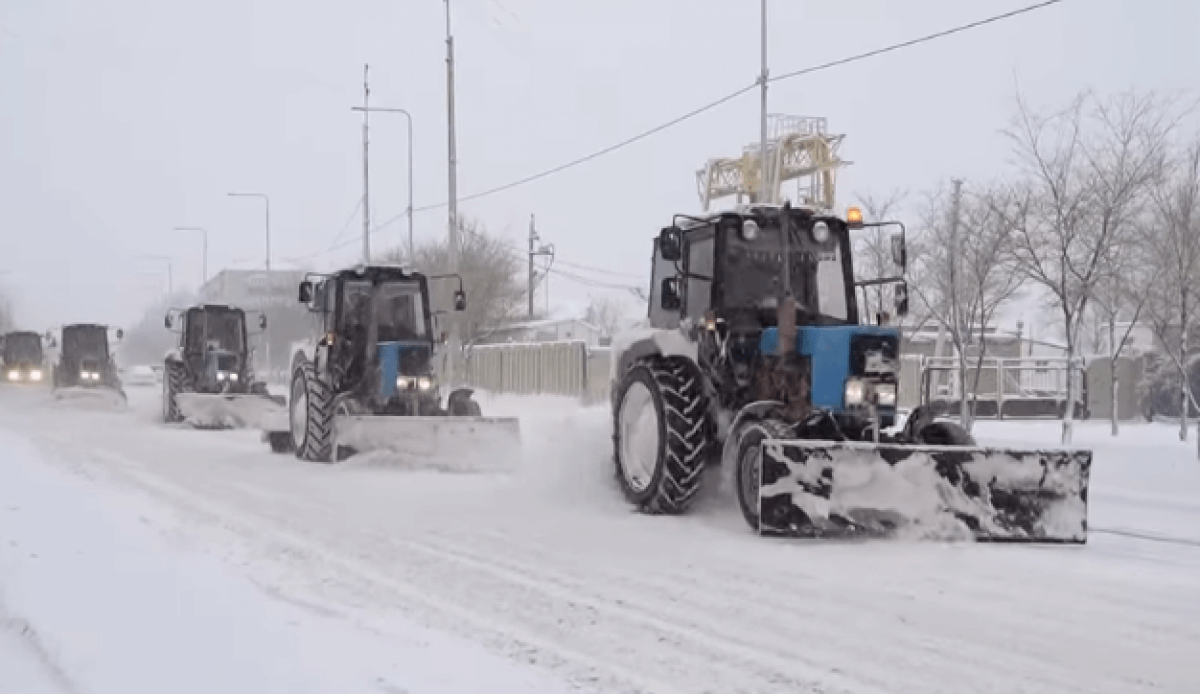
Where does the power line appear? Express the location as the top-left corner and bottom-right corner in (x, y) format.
(300, 0), (1066, 262)
(769, 0), (1064, 84)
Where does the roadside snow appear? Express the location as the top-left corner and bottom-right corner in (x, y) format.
(0, 426), (571, 694)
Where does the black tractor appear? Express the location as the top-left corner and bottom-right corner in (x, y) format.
(162, 304), (283, 427)
(52, 323), (126, 401)
(1, 330), (46, 385)
(266, 264), (519, 466)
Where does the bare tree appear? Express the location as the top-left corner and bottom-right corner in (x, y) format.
(583, 294), (629, 337)
(1143, 137), (1200, 446)
(910, 181), (1023, 431)
(1000, 90), (1179, 444)
(1090, 233), (1152, 436)
(384, 217), (524, 345)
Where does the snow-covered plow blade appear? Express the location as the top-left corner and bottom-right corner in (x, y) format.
(175, 392), (286, 429)
(52, 386), (127, 411)
(336, 415), (522, 472)
(758, 440), (1092, 543)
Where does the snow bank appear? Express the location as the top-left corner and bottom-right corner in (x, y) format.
(0, 428), (569, 694)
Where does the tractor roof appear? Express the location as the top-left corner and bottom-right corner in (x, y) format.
(678, 203), (831, 231)
(334, 264), (426, 282)
(3, 330), (40, 338)
(186, 303), (245, 313)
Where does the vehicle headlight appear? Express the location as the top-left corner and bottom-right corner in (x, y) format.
(217, 372), (228, 381)
(397, 376), (414, 389)
(844, 378), (867, 405)
(417, 376), (433, 391)
(811, 220), (831, 243)
(7, 370), (20, 380)
(30, 370), (43, 381)
(875, 383), (897, 407)
(228, 373), (239, 382)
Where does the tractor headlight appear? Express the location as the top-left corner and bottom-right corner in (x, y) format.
(741, 219), (760, 240)
(875, 383), (897, 407)
(228, 373), (239, 382)
(844, 378), (867, 406)
(217, 372), (228, 381)
(30, 370), (43, 381)
(811, 221), (831, 243)
(417, 376), (434, 391)
(397, 376), (414, 390)
(7, 370), (19, 381)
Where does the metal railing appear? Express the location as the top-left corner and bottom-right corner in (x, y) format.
(465, 340), (611, 404)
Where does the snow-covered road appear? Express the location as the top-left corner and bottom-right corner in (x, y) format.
(1, 384), (1198, 693)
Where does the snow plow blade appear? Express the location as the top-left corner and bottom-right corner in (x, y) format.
(52, 387), (127, 411)
(758, 440), (1092, 543)
(335, 415), (522, 472)
(176, 392), (286, 429)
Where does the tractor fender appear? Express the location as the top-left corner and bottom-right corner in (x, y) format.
(720, 400), (786, 468)
(164, 347), (182, 364)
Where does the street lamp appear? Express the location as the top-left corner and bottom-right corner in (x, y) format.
(138, 255), (173, 297)
(351, 106), (414, 259)
(227, 192), (271, 272)
(174, 226), (208, 285)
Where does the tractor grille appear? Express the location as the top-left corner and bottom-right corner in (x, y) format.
(397, 344), (432, 376)
(216, 354), (238, 372)
(849, 334), (899, 377)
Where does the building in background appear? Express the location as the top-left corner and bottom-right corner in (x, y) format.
(198, 269), (312, 379)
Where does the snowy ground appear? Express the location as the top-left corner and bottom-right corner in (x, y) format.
(1, 383), (1198, 693)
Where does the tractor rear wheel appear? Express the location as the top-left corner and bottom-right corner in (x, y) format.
(290, 361), (335, 462)
(733, 418), (793, 531)
(612, 357), (710, 514)
(162, 361), (190, 423)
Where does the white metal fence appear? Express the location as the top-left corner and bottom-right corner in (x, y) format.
(465, 341), (611, 404)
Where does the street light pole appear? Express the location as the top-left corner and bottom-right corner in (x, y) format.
(173, 226), (208, 285)
(445, 0), (462, 384)
(351, 106), (415, 260)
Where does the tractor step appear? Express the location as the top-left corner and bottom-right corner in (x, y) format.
(757, 439), (1091, 543)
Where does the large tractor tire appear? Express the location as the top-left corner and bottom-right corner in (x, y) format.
(290, 361), (336, 463)
(732, 417), (793, 531)
(162, 360), (191, 423)
(612, 357), (710, 514)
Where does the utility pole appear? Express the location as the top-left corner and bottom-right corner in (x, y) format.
(445, 0), (462, 381)
(362, 64), (372, 265)
(948, 178), (965, 427)
(758, 0), (770, 204)
(527, 215), (554, 318)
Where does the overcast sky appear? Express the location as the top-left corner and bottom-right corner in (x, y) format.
(2, 0), (1198, 332)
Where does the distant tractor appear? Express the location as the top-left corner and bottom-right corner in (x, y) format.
(50, 323), (126, 404)
(1, 330), (46, 385)
(162, 303), (284, 428)
(262, 264), (520, 468)
(610, 203), (1092, 542)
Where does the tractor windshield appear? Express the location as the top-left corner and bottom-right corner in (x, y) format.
(62, 327), (108, 359)
(723, 229), (850, 324)
(2, 332), (42, 363)
(186, 310), (245, 353)
(343, 281), (427, 342)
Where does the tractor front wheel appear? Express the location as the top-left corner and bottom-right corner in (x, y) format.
(612, 358), (709, 514)
(290, 361), (336, 462)
(732, 418), (793, 532)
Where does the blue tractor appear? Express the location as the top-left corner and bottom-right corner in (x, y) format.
(610, 203), (1092, 542)
(264, 264), (520, 469)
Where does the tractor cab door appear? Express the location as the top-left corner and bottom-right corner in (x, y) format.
(648, 237), (682, 330)
(682, 229), (715, 322)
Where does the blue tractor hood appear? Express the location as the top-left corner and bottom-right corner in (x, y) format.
(377, 341), (433, 399)
(759, 325), (901, 412)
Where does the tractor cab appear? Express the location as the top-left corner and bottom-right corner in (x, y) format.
(1, 331), (45, 383)
(298, 265), (462, 411)
(55, 323), (123, 389)
(165, 304), (264, 392)
(648, 203), (910, 427)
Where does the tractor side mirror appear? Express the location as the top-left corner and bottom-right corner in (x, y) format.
(658, 227), (682, 262)
(454, 290), (467, 312)
(660, 277), (681, 311)
(298, 281), (313, 303)
(115, 328), (124, 341)
(439, 332), (449, 345)
(894, 282), (910, 317)
(891, 234), (907, 271)
(259, 314), (268, 330)
(164, 314), (172, 329)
